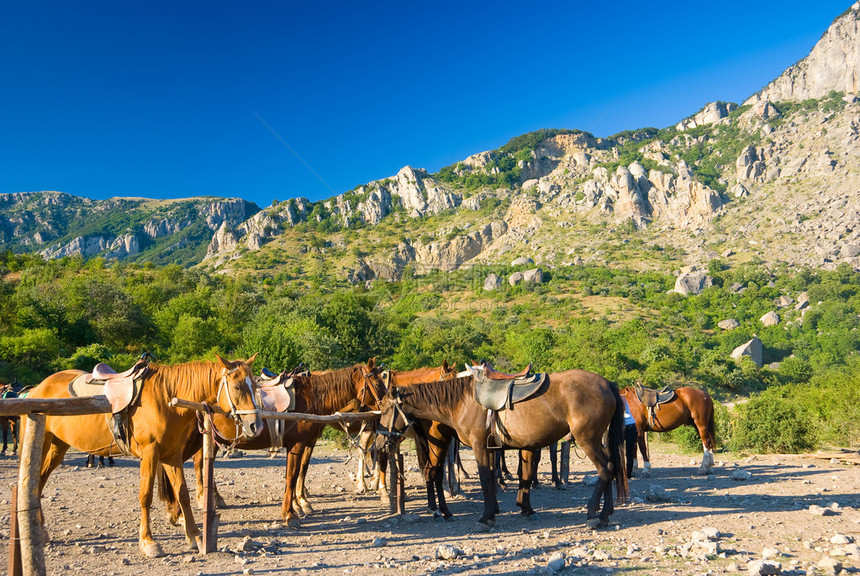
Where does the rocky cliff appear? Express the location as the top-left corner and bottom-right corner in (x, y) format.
(747, 3), (859, 104)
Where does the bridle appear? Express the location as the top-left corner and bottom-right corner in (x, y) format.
(377, 389), (414, 450)
(216, 365), (261, 438)
(357, 365), (385, 409)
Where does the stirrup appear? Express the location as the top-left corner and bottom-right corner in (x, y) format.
(486, 434), (503, 450)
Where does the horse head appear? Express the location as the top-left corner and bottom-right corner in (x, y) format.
(355, 357), (386, 409)
(214, 353), (263, 439)
(375, 385), (412, 452)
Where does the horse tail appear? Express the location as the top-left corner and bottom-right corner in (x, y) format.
(608, 381), (629, 502)
(158, 466), (176, 506)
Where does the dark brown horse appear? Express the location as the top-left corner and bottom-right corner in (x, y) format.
(25, 355), (263, 557)
(377, 370), (628, 528)
(620, 386), (716, 475)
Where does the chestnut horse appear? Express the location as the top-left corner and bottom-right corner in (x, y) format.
(24, 355), (263, 557)
(378, 370), (628, 528)
(620, 386), (716, 475)
(162, 360), (385, 528)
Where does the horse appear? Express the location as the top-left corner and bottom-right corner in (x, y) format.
(1, 384), (20, 456)
(375, 362), (459, 519)
(620, 385), (716, 475)
(377, 370), (628, 528)
(24, 355), (263, 557)
(161, 360), (386, 528)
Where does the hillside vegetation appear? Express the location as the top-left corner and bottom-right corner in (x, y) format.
(1, 250), (858, 454)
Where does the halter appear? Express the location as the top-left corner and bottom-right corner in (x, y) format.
(216, 366), (261, 438)
(377, 391), (413, 448)
(358, 366), (384, 408)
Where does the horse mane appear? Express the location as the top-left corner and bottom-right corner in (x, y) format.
(399, 375), (471, 413)
(147, 361), (220, 402)
(294, 364), (364, 414)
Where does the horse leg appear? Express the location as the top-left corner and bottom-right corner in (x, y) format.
(162, 460), (203, 552)
(282, 443), (304, 528)
(560, 439), (570, 485)
(39, 436), (69, 495)
(638, 431), (651, 476)
(1, 420), (7, 454)
(516, 450), (537, 517)
(138, 447), (165, 558)
(549, 442), (565, 489)
(293, 444), (314, 516)
(11, 418), (18, 455)
(86, 454), (95, 468)
(474, 446), (497, 527)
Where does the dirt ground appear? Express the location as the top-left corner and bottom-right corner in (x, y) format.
(0, 437), (858, 576)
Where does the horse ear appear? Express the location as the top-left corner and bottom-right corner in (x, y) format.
(367, 357), (376, 370)
(443, 359), (449, 371)
(214, 354), (233, 370)
(245, 352), (258, 366)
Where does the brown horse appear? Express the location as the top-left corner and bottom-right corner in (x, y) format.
(24, 355), (263, 557)
(377, 370), (628, 528)
(163, 360), (385, 528)
(620, 386), (716, 475)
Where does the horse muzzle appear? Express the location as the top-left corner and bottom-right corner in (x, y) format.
(240, 414), (264, 439)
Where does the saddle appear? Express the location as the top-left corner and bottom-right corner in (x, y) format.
(483, 363), (532, 381)
(255, 367), (301, 451)
(68, 355), (153, 456)
(468, 363), (547, 450)
(634, 382), (676, 429)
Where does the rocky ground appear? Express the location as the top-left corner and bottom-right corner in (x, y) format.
(0, 440), (858, 576)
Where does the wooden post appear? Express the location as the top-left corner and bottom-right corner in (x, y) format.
(396, 452), (406, 515)
(9, 484), (22, 576)
(17, 413), (46, 576)
(201, 416), (217, 554)
(388, 448), (397, 515)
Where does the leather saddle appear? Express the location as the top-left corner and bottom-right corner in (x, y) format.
(255, 367), (302, 451)
(634, 382), (675, 408)
(68, 355), (153, 456)
(469, 362), (545, 410)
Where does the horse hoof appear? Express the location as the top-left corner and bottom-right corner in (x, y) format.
(141, 542), (165, 558)
(525, 512), (538, 521)
(286, 517), (302, 530)
(188, 536), (202, 552)
(475, 521), (493, 532)
(586, 518), (608, 530)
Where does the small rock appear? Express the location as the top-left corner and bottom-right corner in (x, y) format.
(645, 484), (675, 503)
(817, 556), (842, 575)
(693, 527), (721, 541)
(830, 534), (853, 545)
(372, 537), (387, 547)
(747, 559), (781, 575)
(436, 544), (461, 560)
(732, 469), (752, 481)
(762, 547), (780, 559)
(592, 550), (611, 561)
(546, 552), (565, 572)
(809, 505), (835, 516)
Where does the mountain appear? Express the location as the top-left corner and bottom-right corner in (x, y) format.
(2, 4), (858, 277)
(0, 192), (259, 266)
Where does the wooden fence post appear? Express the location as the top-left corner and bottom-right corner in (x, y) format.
(17, 413), (46, 576)
(9, 483), (22, 576)
(201, 417), (217, 554)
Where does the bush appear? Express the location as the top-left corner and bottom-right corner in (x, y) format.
(729, 387), (816, 453)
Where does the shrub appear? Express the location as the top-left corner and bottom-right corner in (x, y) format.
(729, 386), (816, 453)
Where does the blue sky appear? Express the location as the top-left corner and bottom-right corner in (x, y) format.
(0, 1), (850, 208)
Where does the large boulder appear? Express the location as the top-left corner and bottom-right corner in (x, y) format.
(732, 337), (763, 367)
(511, 256), (534, 267)
(509, 272), (524, 286)
(522, 268), (543, 284)
(483, 273), (503, 291)
(674, 272), (714, 296)
(760, 311), (780, 327)
(718, 319), (740, 330)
